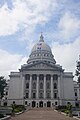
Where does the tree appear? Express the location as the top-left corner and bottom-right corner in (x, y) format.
(75, 55), (80, 82)
(0, 76), (7, 99)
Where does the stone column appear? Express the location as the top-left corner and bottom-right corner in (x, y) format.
(36, 75), (39, 99)
(51, 75), (53, 99)
(29, 75), (32, 99)
(44, 75), (46, 99)
(21, 74), (25, 105)
(58, 75), (61, 105)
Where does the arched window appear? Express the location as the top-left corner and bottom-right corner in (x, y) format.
(33, 82), (36, 89)
(25, 74), (30, 80)
(46, 74), (51, 80)
(39, 74), (44, 80)
(46, 82), (50, 89)
(53, 74), (58, 80)
(26, 83), (29, 89)
(40, 82), (43, 89)
(32, 74), (37, 80)
(54, 83), (57, 89)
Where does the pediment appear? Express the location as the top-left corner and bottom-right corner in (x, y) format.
(21, 62), (63, 71)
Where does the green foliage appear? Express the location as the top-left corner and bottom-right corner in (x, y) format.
(76, 56), (80, 82)
(64, 110), (69, 115)
(0, 76), (7, 98)
(67, 104), (72, 111)
(11, 104), (25, 113)
(56, 105), (72, 116)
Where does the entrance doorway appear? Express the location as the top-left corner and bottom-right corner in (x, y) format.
(39, 101), (43, 107)
(47, 101), (51, 107)
(32, 101), (36, 107)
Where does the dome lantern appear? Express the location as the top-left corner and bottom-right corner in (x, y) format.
(39, 33), (44, 42)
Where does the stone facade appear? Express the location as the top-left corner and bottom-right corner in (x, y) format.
(4, 35), (75, 107)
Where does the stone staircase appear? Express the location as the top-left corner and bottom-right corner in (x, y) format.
(30, 107), (53, 111)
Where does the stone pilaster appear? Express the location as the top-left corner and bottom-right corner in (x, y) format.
(36, 75), (39, 99)
(44, 75), (46, 99)
(51, 75), (53, 99)
(29, 75), (32, 99)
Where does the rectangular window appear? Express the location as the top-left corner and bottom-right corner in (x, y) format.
(25, 101), (27, 105)
(25, 74), (30, 80)
(6, 92), (8, 95)
(39, 74), (44, 80)
(54, 93), (57, 99)
(55, 101), (57, 105)
(75, 92), (77, 96)
(46, 74), (51, 80)
(53, 75), (58, 80)
(39, 93), (43, 98)
(33, 93), (36, 98)
(26, 93), (29, 98)
(32, 74), (37, 80)
(47, 93), (51, 98)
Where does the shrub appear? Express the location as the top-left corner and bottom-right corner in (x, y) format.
(11, 104), (26, 113)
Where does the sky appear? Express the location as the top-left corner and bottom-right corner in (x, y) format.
(0, 0), (80, 80)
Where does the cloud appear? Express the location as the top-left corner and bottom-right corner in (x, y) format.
(58, 12), (80, 39)
(0, 49), (27, 79)
(0, 0), (58, 36)
(51, 37), (80, 77)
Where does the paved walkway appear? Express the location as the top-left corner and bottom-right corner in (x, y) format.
(10, 108), (77, 120)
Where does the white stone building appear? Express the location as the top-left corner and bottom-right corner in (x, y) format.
(5, 34), (75, 107)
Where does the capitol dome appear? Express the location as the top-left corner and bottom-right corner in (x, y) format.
(27, 34), (56, 64)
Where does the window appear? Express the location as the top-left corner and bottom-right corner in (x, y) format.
(55, 101), (57, 105)
(26, 93), (29, 98)
(4, 102), (7, 106)
(46, 74), (51, 80)
(39, 93), (43, 98)
(46, 82), (50, 89)
(39, 74), (44, 80)
(74, 89), (77, 92)
(26, 83), (29, 89)
(40, 82), (43, 89)
(53, 74), (58, 80)
(25, 74), (30, 80)
(75, 92), (77, 96)
(13, 101), (15, 104)
(54, 83), (57, 89)
(67, 102), (71, 105)
(33, 93), (36, 98)
(6, 92), (8, 95)
(25, 101), (27, 105)
(33, 82), (36, 89)
(47, 93), (50, 98)
(54, 93), (57, 99)
(32, 74), (37, 80)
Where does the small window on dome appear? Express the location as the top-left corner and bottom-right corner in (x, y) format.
(33, 61), (35, 64)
